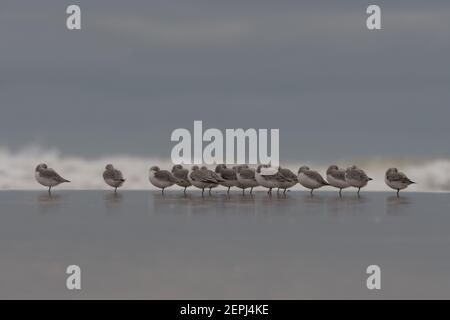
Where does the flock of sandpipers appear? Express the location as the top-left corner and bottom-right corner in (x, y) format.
(34, 163), (416, 197)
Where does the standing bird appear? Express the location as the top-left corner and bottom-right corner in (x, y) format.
(277, 167), (298, 194)
(236, 165), (259, 195)
(297, 166), (329, 195)
(103, 164), (125, 193)
(215, 164), (238, 194)
(255, 164), (280, 194)
(188, 165), (217, 195)
(345, 165), (372, 196)
(201, 166), (224, 195)
(385, 168), (415, 197)
(326, 165), (350, 196)
(35, 163), (70, 194)
(148, 166), (178, 194)
(172, 165), (191, 194)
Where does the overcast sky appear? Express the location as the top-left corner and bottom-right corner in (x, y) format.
(0, 0), (449, 162)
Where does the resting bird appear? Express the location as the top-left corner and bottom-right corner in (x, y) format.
(215, 164), (238, 194)
(148, 166), (178, 194)
(35, 163), (70, 194)
(326, 165), (350, 196)
(297, 166), (329, 195)
(172, 164), (191, 194)
(345, 165), (372, 196)
(103, 164), (125, 193)
(385, 168), (415, 197)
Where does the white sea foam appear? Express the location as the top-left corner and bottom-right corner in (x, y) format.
(1, 146), (450, 192)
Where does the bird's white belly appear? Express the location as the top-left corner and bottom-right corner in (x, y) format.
(220, 179), (237, 187)
(255, 173), (278, 188)
(346, 177), (368, 188)
(278, 180), (297, 189)
(327, 175), (350, 189)
(298, 174), (322, 189)
(35, 172), (60, 187)
(236, 176), (259, 188)
(104, 178), (124, 188)
(149, 173), (174, 188)
(385, 178), (407, 190)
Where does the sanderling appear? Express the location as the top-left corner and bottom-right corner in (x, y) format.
(345, 165), (372, 196)
(149, 166), (178, 194)
(297, 166), (329, 195)
(201, 166), (224, 195)
(188, 165), (217, 195)
(35, 163), (70, 194)
(277, 167), (298, 194)
(172, 164), (192, 194)
(215, 164), (238, 194)
(103, 164), (125, 193)
(326, 165), (350, 196)
(385, 168), (415, 197)
(255, 164), (280, 194)
(236, 165), (259, 195)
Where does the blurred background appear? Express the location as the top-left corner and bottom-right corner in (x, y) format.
(0, 0), (449, 190)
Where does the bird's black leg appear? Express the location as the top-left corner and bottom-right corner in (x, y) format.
(397, 189), (400, 198)
(227, 186), (230, 194)
(268, 188), (272, 194)
(184, 187), (187, 195)
(250, 187), (253, 195)
(48, 186), (52, 195)
(161, 187), (165, 195)
(209, 187), (212, 195)
(283, 188), (287, 194)
(242, 188), (245, 196)
(357, 188), (361, 197)
(114, 187), (117, 193)
(310, 189), (313, 196)
(202, 188), (204, 196)
(339, 188), (342, 197)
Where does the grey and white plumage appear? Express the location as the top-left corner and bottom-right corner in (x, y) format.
(201, 166), (224, 194)
(385, 168), (415, 197)
(188, 165), (218, 195)
(345, 165), (372, 196)
(103, 164), (125, 192)
(235, 165), (259, 195)
(35, 163), (70, 193)
(172, 164), (191, 193)
(326, 165), (350, 196)
(297, 166), (329, 195)
(255, 164), (280, 193)
(215, 164), (238, 193)
(277, 167), (298, 194)
(149, 166), (178, 193)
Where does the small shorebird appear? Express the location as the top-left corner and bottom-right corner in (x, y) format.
(255, 164), (279, 194)
(172, 164), (191, 194)
(236, 165), (259, 195)
(326, 165), (350, 196)
(188, 165), (217, 195)
(35, 163), (70, 194)
(103, 164), (125, 193)
(201, 166), (224, 195)
(297, 166), (329, 195)
(277, 167), (298, 194)
(215, 164), (238, 194)
(345, 165), (372, 196)
(149, 166), (178, 194)
(385, 168), (415, 197)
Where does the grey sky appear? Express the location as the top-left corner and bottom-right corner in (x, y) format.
(1, 1), (449, 161)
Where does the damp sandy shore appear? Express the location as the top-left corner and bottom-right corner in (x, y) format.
(0, 190), (449, 299)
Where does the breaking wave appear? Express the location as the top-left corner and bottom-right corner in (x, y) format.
(1, 146), (450, 192)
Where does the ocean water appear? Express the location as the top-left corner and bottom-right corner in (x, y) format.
(0, 190), (449, 299)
